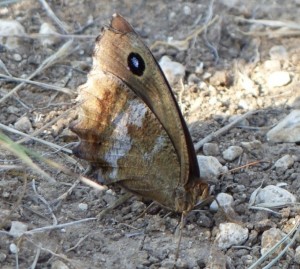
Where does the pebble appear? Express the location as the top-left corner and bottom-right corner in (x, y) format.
(203, 143), (220, 156)
(209, 70), (229, 86)
(7, 105), (20, 114)
(0, 252), (6, 262)
(159, 55), (185, 85)
(0, 20), (25, 50)
(78, 203), (88, 211)
(274, 154), (295, 170)
(215, 222), (249, 249)
(183, 5), (192, 16)
(240, 140), (262, 151)
(14, 116), (32, 133)
(222, 146), (243, 161)
(9, 243), (18, 254)
(295, 246), (300, 264)
(51, 260), (70, 269)
(251, 185), (296, 207)
(266, 110), (300, 142)
(39, 22), (59, 47)
(267, 71), (291, 87)
(210, 193), (234, 212)
(195, 62), (204, 74)
(269, 45), (288, 61)
(263, 60), (281, 71)
(197, 155), (228, 178)
(228, 115), (249, 126)
(9, 221), (28, 237)
(261, 228), (285, 255)
(13, 53), (22, 62)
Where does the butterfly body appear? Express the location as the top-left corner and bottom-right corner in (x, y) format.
(71, 14), (208, 213)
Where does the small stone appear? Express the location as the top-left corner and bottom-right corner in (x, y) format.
(159, 56), (185, 85)
(195, 62), (204, 74)
(295, 246), (300, 264)
(203, 143), (220, 156)
(240, 140), (262, 151)
(187, 73), (200, 85)
(263, 60), (281, 71)
(210, 193), (234, 212)
(202, 72), (212, 80)
(274, 154), (295, 170)
(51, 260), (70, 269)
(13, 53), (22, 62)
(9, 243), (18, 254)
(0, 20), (25, 50)
(183, 5), (191, 16)
(251, 185), (296, 207)
(197, 155), (228, 179)
(9, 221), (28, 237)
(269, 45), (288, 61)
(14, 116), (32, 133)
(267, 110), (300, 142)
(7, 105), (20, 114)
(215, 223), (249, 249)
(78, 203), (88, 211)
(209, 70), (229, 86)
(222, 146), (243, 161)
(267, 71), (291, 87)
(228, 115), (249, 126)
(261, 228), (285, 255)
(0, 252), (6, 262)
(39, 22), (59, 47)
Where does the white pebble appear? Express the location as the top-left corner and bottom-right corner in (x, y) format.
(222, 146), (243, 161)
(197, 156), (228, 178)
(13, 53), (22, 62)
(269, 45), (288, 61)
(267, 110), (300, 142)
(210, 193), (234, 212)
(9, 221), (28, 237)
(9, 243), (18, 254)
(216, 223), (249, 249)
(39, 22), (59, 47)
(78, 203), (88, 211)
(267, 71), (291, 87)
(274, 154), (295, 170)
(159, 56), (185, 85)
(0, 20), (25, 50)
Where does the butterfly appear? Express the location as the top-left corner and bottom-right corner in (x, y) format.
(71, 13), (209, 215)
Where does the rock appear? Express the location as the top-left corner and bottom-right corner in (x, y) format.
(9, 221), (28, 237)
(13, 53), (22, 62)
(269, 45), (288, 61)
(219, 0), (239, 8)
(203, 143), (220, 156)
(222, 146), (243, 161)
(78, 203), (88, 211)
(0, 20), (25, 50)
(274, 154), (295, 170)
(215, 223), (249, 249)
(228, 115), (249, 126)
(267, 71), (291, 87)
(295, 246), (300, 264)
(210, 193), (234, 212)
(183, 5), (191, 16)
(0, 252), (6, 262)
(263, 60), (281, 71)
(14, 116), (32, 133)
(39, 22), (59, 47)
(197, 156), (228, 178)
(195, 62), (204, 74)
(159, 56), (185, 85)
(261, 228), (285, 255)
(51, 260), (70, 269)
(266, 110), (300, 142)
(9, 243), (18, 254)
(240, 140), (262, 151)
(209, 70), (229, 87)
(250, 185), (296, 207)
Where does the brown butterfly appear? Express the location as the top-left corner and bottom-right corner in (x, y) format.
(71, 14), (209, 215)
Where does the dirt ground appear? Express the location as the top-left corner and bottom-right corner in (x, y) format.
(0, 1), (300, 268)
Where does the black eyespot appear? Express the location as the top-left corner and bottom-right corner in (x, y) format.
(127, 52), (145, 76)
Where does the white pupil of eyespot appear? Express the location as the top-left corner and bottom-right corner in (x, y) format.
(132, 57), (139, 68)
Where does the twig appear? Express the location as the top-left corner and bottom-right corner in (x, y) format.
(32, 179), (57, 225)
(39, 0), (68, 34)
(65, 233), (90, 252)
(0, 74), (74, 96)
(24, 218), (97, 234)
(0, 39), (73, 103)
(195, 110), (261, 151)
(30, 247), (41, 269)
(51, 179), (80, 204)
(0, 123), (72, 154)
